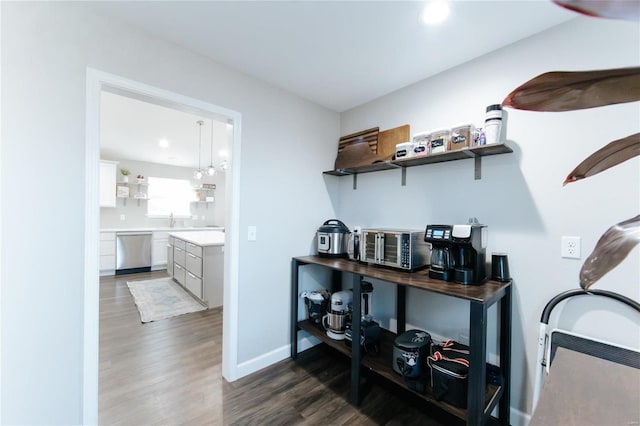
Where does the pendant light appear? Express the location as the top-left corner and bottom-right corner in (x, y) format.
(194, 120), (204, 180)
(206, 119), (215, 176)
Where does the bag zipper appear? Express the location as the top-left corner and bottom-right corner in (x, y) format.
(431, 363), (468, 379)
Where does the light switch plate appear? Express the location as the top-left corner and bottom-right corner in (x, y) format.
(248, 226), (257, 241)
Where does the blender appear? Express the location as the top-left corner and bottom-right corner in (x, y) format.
(345, 281), (381, 351)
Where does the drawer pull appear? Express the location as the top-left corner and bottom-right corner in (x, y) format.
(175, 264), (183, 270)
(187, 272), (196, 279)
(175, 247), (183, 252)
(188, 253), (197, 259)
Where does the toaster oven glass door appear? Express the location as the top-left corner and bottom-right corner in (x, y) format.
(380, 232), (400, 266)
(362, 231), (403, 267)
(363, 231), (377, 263)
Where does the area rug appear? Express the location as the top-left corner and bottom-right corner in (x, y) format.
(126, 277), (206, 323)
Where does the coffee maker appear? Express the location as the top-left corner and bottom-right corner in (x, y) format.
(424, 221), (487, 285)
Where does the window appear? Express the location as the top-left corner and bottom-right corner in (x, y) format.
(147, 177), (193, 217)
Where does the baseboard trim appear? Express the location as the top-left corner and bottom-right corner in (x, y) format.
(510, 407), (531, 426)
(235, 336), (321, 379)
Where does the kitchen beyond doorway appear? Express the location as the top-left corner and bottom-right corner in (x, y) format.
(86, 68), (243, 423)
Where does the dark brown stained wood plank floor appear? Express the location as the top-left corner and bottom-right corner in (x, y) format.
(99, 271), (460, 425)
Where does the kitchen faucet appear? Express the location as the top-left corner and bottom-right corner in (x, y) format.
(169, 212), (176, 228)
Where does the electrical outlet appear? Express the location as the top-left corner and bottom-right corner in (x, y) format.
(561, 236), (581, 259)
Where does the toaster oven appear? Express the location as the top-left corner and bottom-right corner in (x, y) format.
(361, 229), (430, 271)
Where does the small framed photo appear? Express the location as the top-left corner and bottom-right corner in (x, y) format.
(116, 185), (130, 198)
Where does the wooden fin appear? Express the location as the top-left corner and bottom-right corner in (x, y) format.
(564, 133), (640, 185)
(502, 67), (640, 111)
(580, 215), (640, 290)
(553, 0), (640, 22)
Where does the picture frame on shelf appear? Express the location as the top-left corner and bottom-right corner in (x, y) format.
(116, 185), (130, 198)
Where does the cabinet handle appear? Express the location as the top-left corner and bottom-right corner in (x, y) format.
(175, 247), (183, 252)
(188, 253), (197, 259)
(175, 264), (183, 270)
(187, 272), (196, 279)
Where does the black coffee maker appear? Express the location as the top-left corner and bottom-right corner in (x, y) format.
(425, 221), (487, 285)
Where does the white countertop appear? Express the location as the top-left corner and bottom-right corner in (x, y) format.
(169, 230), (225, 247)
(101, 226), (224, 233)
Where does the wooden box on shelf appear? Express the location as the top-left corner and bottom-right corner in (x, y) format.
(116, 185), (130, 198)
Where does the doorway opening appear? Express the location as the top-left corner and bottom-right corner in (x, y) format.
(84, 69), (242, 424)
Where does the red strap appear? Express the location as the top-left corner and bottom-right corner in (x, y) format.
(428, 351), (470, 368)
(437, 339), (470, 355)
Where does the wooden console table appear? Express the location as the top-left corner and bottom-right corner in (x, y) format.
(290, 255), (512, 426)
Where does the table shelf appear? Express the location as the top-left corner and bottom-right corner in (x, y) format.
(298, 319), (502, 421)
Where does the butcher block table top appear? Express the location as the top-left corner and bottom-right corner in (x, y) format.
(530, 347), (640, 426)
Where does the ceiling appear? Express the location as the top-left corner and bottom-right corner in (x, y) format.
(89, 1), (576, 112)
(100, 91), (231, 169)
(96, 1), (576, 167)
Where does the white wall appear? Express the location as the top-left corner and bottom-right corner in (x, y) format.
(100, 159), (225, 229)
(1, 2), (339, 424)
(337, 17), (640, 420)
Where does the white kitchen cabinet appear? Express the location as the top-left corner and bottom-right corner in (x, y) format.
(202, 245), (223, 308)
(174, 246), (186, 267)
(173, 263), (186, 285)
(186, 251), (203, 276)
(99, 232), (116, 275)
(167, 238), (174, 277)
(99, 160), (117, 208)
(185, 271), (202, 298)
(151, 231), (169, 270)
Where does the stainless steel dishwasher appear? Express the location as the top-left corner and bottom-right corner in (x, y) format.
(116, 232), (152, 275)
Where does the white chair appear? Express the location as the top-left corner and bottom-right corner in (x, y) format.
(532, 288), (640, 410)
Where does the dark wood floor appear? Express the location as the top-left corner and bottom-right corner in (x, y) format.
(99, 271), (460, 425)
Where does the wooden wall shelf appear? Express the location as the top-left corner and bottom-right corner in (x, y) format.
(323, 143), (513, 187)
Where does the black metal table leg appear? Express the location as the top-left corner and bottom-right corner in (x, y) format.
(350, 274), (362, 404)
(331, 269), (341, 293)
(468, 301), (488, 426)
(291, 259), (300, 359)
(396, 285), (406, 334)
(499, 285), (512, 425)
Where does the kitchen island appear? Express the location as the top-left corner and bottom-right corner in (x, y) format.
(99, 226), (224, 276)
(169, 230), (224, 308)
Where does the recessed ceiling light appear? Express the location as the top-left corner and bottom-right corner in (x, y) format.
(158, 138), (170, 148)
(420, 0), (450, 26)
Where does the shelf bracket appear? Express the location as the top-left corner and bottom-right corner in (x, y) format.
(474, 156), (482, 180)
(401, 167), (407, 186)
(353, 174), (357, 190)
